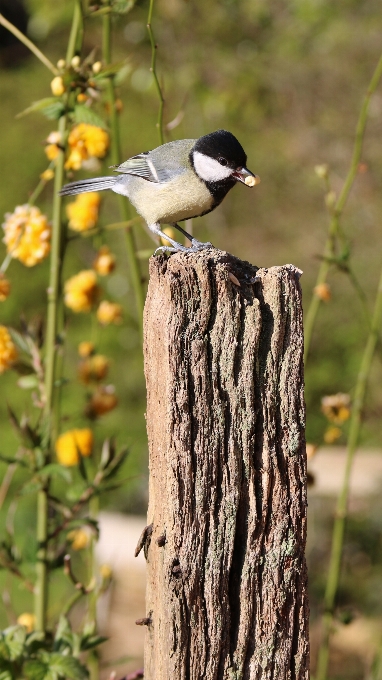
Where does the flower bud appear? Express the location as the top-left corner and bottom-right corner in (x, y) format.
(314, 164), (329, 179)
(51, 76), (65, 96)
(92, 61), (102, 74)
(71, 55), (81, 68)
(57, 59), (66, 69)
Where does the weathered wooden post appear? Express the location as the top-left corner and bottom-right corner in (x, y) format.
(142, 249), (309, 679)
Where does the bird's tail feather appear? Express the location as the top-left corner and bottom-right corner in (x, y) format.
(59, 176), (118, 196)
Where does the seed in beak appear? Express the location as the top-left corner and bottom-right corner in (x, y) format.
(244, 175), (261, 187)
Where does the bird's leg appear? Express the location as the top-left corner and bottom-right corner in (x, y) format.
(171, 223), (213, 251)
(148, 223), (189, 254)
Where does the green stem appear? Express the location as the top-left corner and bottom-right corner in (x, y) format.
(0, 14), (58, 74)
(147, 0), (165, 144)
(102, 6), (145, 336)
(34, 488), (48, 631)
(66, 0), (83, 62)
(304, 53), (382, 362)
(87, 494), (100, 680)
(315, 265), (382, 680)
(37, 2), (83, 635)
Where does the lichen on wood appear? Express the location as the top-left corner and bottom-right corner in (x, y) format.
(143, 249), (309, 680)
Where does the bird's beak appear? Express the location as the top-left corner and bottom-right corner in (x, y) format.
(233, 167), (261, 187)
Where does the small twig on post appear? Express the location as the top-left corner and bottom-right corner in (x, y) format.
(143, 249), (309, 679)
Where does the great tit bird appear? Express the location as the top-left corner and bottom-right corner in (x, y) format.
(59, 129), (260, 252)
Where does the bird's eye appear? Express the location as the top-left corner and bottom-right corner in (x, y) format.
(218, 157), (228, 166)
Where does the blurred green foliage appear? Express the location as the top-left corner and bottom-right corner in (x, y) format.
(0, 0), (381, 500)
(0, 1), (381, 675)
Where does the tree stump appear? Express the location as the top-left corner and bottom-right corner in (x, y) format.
(142, 249), (309, 680)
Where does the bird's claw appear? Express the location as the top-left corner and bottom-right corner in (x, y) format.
(153, 241), (215, 256)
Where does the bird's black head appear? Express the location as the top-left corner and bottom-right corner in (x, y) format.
(190, 129), (258, 204)
(193, 129), (248, 172)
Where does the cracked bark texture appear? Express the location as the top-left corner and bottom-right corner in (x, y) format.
(143, 250), (309, 680)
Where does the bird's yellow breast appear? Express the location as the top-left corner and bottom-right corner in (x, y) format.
(129, 172), (214, 225)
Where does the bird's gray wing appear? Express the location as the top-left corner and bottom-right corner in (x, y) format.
(111, 152), (174, 183)
(111, 140), (196, 183)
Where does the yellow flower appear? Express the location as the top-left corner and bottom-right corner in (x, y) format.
(51, 76), (65, 96)
(314, 164), (329, 179)
(78, 341), (95, 358)
(64, 270), (99, 313)
(0, 326), (18, 373)
(97, 300), (123, 325)
(77, 92), (88, 103)
(78, 354), (109, 383)
(86, 386), (118, 418)
(0, 276), (11, 301)
(45, 144), (60, 161)
(324, 426), (342, 444)
(66, 192), (101, 232)
(2, 205), (51, 267)
(321, 393), (351, 424)
(40, 168), (55, 181)
(65, 123), (109, 170)
(67, 528), (90, 551)
(93, 246), (116, 276)
(56, 428), (94, 466)
(314, 283), (331, 302)
(17, 613), (36, 633)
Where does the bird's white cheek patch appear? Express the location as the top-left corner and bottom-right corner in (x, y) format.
(193, 151), (233, 182)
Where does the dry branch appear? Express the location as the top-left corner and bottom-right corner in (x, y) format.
(143, 249), (309, 680)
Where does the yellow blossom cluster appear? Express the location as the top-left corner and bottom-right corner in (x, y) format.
(97, 300), (123, 325)
(323, 426), (342, 444)
(2, 205), (51, 267)
(65, 124), (109, 171)
(321, 393), (351, 425)
(78, 354), (109, 384)
(0, 276), (11, 302)
(17, 613), (36, 633)
(67, 528), (90, 551)
(93, 245), (116, 275)
(314, 283), (331, 302)
(0, 326), (18, 373)
(78, 341), (95, 358)
(64, 270), (99, 313)
(55, 428), (94, 466)
(66, 192), (101, 232)
(86, 385), (118, 418)
(44, 131), (62, 163)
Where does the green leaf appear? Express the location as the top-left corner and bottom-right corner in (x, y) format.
(47, 654), (88, 680)
(80, 634), (107, 651)
(0, 666), (13, 680)
(16, 98), (62, 119)
(111, 0), (136, 13)
(41, 102), (66, 121)
(19, 479), (43, 496)
(92, 60), (129, 80)
(54, 616), (73, 650)
(8, 328), (31, 355)
(76, 451), (88, 483)
(23, 659), (49, 680)
(4, 625), (26, 661)
(17, 375), (40, 390)
(0, 453), (29, 469)
(114, 63), (132, 86)
(71, 106), (108, 130)
(38, 464), (72, 483)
